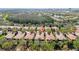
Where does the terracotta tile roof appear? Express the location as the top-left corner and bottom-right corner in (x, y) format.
(45, 32), (55, 40)
(75, 32), (79, 36)
(66, 33), (77, 40)
(14, 31), (25, 39)
(5, 32), (15, 39)
(24, 31), (34, 39)
(35, 31), (44, 40)
(55, 32), (66, 40)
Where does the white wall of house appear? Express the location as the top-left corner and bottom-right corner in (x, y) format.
(0, 31), (2, 35)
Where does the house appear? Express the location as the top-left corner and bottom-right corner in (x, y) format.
(45, 27), (51, 30)
(0, 30), (3, 35)
(5, 32), (15, 39)
(45, 32), (55, 40)
(14, 31), (25, 39)
(37, 26), (45, 32)
(66, 33), (77, 40)
(35, 31), (41, 40)
(24, 31), (35, 40)
(55, 32), (66, 40)
(35, 31), (44, 40)
(75, 27), (79, 36)
(24, 27), (28, 30)
(52, 27), (59, 31)
(40, 32), (45, 40)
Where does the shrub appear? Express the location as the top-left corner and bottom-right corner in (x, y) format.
(42, 41), (54, 51)
(2, 41), (13, 50)
(73, 39), (79, 50)
(46, 28), (52, 34)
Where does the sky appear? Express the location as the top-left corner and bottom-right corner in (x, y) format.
(0, 0), (79, 8)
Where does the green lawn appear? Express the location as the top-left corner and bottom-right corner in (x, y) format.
(0, 35), (5, 40)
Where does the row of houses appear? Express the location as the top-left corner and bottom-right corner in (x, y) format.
(1, 25), (79, 40)
(0, 26), (58, 30)
(5, 28), (79, 41)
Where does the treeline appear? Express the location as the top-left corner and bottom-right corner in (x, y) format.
(6, 14), (54, 24)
